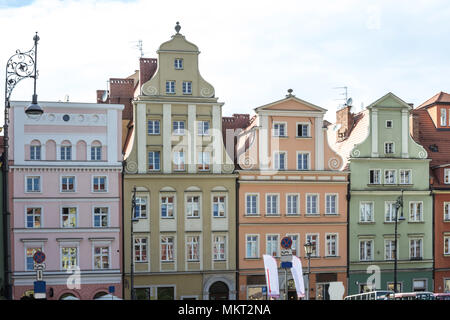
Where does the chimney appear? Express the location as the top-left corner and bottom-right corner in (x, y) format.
(109, 78), (135, 120)
(410, 110), (420, 142)
(139, 58), (158, 89)
(335, 105), (354, 142)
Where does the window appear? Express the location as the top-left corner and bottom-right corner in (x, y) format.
(272, 122), (286, 137)
(326, 234), (338, 257)
(297, 153), (309, 170)
(62, 207), (77, 228)
(61, 176), (75, 192)
(445, 203), (450, 221)
(369, 169), (381, 184)
(213, 196), (226, 217)
(173, 151), (185, 171)
(385, 201), (397, 222)
(93, 207), (109, 227)
(306, 194), (318, 215)
(306, 234), (319, 257)
(297, 124), (310, 137)
(174, 58), (183, 70)
(246, 235), (259, 258)
(186, 236), (200, 261)
(198, 151), (210, 171)
(186, 196), (200, 218)
(157, 287), (175, 300)
(266, 194), (279, 215)
(326, 194), (337, 215)
(198, 121), (210, 136)
(273, 152), (286, 171)
(134, 238), (148, 262)
(30, 145), (41, 160)
(148, 120), (160, 135)
(94, 246), (110, 269)
(410, 239), (423, 260)
(213, 236), (226, 261)
(266, 235), (279, 257)
(400, 169), (412, 184)
(148, 151), (161, 171)
(246, 194), (258, 215)
(26, 208), (41, 228)
(386, 120), (393, 128)
(441, 108), (447, 126)
(91, 146), (101, 161)
(61, 247), (78, 270)
(173, 121), (185, 135)
(360, 240), (373, 261)
(410, 202), (423, 222)
(161, 236), (174, 262)
(360, 202), (374, 222)
(384, 142), (394, 154)
(135, 197), (148, 219)
(93, 176), (107, 192)
(166, 81), (175, 94)
(445, 169), (450, 184)
(60, 144), (72, 161)
(384, 170), (396, 184)
(387, 283), (402, 293)
(26, 248), (42, 271)
(286, 194), (299, 215)
(287, 234), (299, 256)
(385, 239), (396, 261)
(445, 237), (450, 255)
(182, 81), (192, 95)
(413, 279), (427, 292)
(161, 196), (174, 218)
(26, 176), (41, 192)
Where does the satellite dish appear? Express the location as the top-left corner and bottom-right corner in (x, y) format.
(346, 97), (353, 107)
(101, 90), (109, 102)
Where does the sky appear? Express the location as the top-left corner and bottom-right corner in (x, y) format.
(1, 0), (450, 123)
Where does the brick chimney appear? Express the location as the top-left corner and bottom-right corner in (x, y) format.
(410, 110), (420, 142)
(335, 105), (354, 142)
(139, 58), (158, 89)
(109, 78), (135, 120)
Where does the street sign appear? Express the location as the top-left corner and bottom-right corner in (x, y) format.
(262, 286), (267, 294)
(280, 237), (292, 249)
(33, 251), (46, 264)
(108, 286), (115, 294)
(34, 281), (46, 299)
(281, 262), (293, 269)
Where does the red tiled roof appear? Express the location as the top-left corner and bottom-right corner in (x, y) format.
(417, 91), (450, 109)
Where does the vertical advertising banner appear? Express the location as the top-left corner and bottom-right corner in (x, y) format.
(263, 254), (280, 298)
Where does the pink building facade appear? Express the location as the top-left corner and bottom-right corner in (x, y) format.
(9, 101), (124, 300)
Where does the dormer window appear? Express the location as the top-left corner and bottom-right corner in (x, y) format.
(441, 109), (447, 126)
(174, 58), (183, 70)
(386, 120), (393, 128)
(166, 81), (175, 94)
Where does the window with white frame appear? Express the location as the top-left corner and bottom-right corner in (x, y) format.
(385, 239), (396, 261)
(93, 207), (109, 227)
(306, 194), (318, 215)
(60, 144), (72, 161)
(213, 235), (226, 261)
(61, 207), (77, 228)
(444, 236), (450, 255)
(297, 123), (310, 137)
(445, 169), (450, 184)
(173, 150), (185, 171)
(174, 58), (183, 70)
(160, 196), (174, 218)
(400, 169), (412, 184)
(182, 81), (192, 95)
(93, 176), (107, 192)
(26, 176), (41, 192)
(186, 196), (200, 218)
(287, 234), (299, 256)
(198, 151), (210, 171)
(91, 145), (102, 161)
(369, 169), (381, 184)
(246, 235), (259, 258)
(286, 194), (299, 215)
(213, 196), (226, 218)
(326, 234), (338, 257)
(360, 240), (373, 261)
(186, 236), (200, 261)
(26, 247), (42, 270)
(198, 121), (210, 136)
(272, 122), (286, 137)
(410, 202), (423, 222)
(246, 194), (258, 215)
(413, 279), (427, 292)
(166, 80), (175, 94)
(173, 121), (185, 135)
(26, 208), (41, 228)
(273, 152), (286, 171)
(297, 153), (309, 170)
(135, 197), (148, 219)
(306, 234), (319, 257)
(134, 237), (148, 262)
(266, 234), (279, 257)
(161, 236), (174, 262)
(148, 151), (161, 171)
(326, 194), (337, 215)
(30, 145), (41, 160)
(61, 247), (78, 270)
(385, 142), (394, 154)
(445, 203), (450, 221)
(441, 108), (447, 126)
(360, 202), (374, 222)
(61, 176), (75, 192)
(384, 170), (396, 184)
(148, 120), (160, 135)
(385, 201), (397, 222)
(410, 239), (423, 260)
(266, 194), (279, 215)
(94, 246), (110, 269)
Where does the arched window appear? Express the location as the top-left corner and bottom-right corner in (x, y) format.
(209, 281), (229, 300)
(61, 140), (72, 161)
(93, 291), (108, 299)
(59, 293), (79, 300)
(30, 140), (41, 160)
(91, 140), (102, 161)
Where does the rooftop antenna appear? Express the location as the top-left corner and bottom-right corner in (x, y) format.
(130, 40), (144, 58)
(333, 86), (349, 110)
(101, 80), (109, 102)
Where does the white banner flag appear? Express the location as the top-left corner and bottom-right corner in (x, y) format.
(291, 255), (305, 298)
(263, 254), (279, 298)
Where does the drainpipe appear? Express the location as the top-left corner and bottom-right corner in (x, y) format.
(432, 189), (435, 292)
(235, 174), (239, 300)
(121, 160), (125, 299)
(346, 172), (351, 295)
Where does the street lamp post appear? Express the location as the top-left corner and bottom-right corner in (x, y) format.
(130, 186), (139, 300)
(394, 189), (405, 295)
(304, 241), (313, 300)
(3, 32), (44, 299)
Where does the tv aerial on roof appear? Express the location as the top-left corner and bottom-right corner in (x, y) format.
(101, 80), (109, 102)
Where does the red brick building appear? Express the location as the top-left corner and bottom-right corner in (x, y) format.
(412, 91), (450, 293)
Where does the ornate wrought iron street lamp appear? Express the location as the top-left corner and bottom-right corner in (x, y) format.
(304, 240), (313, 300)
(393, 189), (405, 294)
